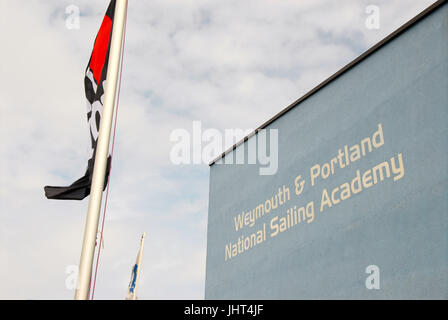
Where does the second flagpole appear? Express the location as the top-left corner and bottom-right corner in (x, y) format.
(75, 0), (128, 300)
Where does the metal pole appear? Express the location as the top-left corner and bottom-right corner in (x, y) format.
(131, 232), (146, 300)
(75, 0), (128, 300)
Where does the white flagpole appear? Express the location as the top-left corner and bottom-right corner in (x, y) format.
(74, 0), (128, 300)
(126, 232), (146, 300)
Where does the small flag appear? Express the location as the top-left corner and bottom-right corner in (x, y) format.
(44, 0), (117, 200)
(128, 264), (138, 296)
(126, 233), (146, 300)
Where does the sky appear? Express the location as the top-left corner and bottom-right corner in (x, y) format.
(0, 0), (437, 299)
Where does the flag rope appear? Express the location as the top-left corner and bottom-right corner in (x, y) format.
(89, 0), (129, 300)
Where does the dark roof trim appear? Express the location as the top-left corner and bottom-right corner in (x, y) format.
(209, 0), (446, 166)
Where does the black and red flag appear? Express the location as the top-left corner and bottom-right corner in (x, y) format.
(44, 0), (116, 200)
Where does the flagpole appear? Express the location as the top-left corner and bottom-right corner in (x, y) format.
(131, 232), (146, 300)
(74, 0), (128, 300)
(125, 232), (146, 300)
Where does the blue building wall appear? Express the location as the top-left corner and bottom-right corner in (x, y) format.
(205, 3), (448, 299)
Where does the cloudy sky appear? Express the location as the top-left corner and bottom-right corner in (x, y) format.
(0, 0), (437, 299)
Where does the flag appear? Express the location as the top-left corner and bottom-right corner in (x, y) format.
(126, 233), (146, 300)
(127, 264), (138, 297)
(44, 0), (116, 200)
